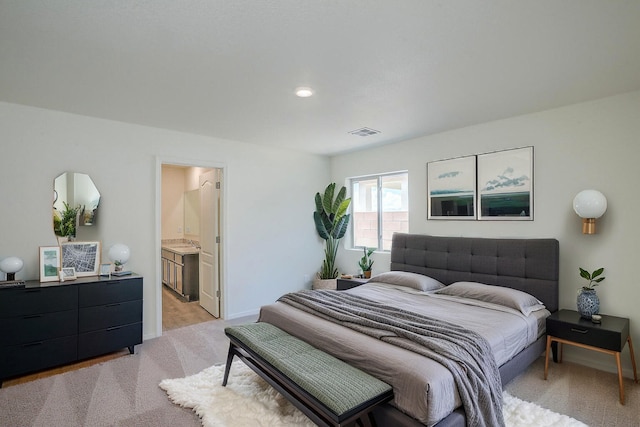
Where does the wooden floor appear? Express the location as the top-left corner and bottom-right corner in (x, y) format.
(162, 285), (215, 331)
(3, 285), (214, 388)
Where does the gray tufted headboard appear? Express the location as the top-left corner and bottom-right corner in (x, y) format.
(390, 233), (560, 312)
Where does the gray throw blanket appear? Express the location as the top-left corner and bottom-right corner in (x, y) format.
(278, 290), (504, 427)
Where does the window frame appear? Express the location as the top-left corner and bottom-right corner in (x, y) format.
(349, 170), (408, 252)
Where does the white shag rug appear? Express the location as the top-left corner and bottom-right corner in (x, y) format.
(160, 362), (588, 427)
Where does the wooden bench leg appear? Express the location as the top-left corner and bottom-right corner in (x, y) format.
(221, 342), (236, 387)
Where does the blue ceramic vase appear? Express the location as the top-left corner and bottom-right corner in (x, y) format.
(577, 288), (599, 319)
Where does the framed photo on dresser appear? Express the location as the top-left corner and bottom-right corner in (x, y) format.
(39, 246), (60, 282)
(60, 241), (101, 277)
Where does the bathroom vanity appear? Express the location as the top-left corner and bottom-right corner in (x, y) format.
(161, 243), (199, 301)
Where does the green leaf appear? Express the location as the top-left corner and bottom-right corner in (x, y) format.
(313, 211), (329, 240)
(331, 214), (350, 239)
(322, 183), (335, 214)
(314, 192), (324, 214)
(591, 268), (604, 279)
(579, 268), (591, 280)
(332, 186), (346, 213)
(335, 198), (351, 219)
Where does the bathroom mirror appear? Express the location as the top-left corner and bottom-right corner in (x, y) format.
(53, 172), (101, 237)
(184, 189), (200, 235)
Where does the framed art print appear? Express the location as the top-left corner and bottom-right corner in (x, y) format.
(61, 267), (77, 281)
(39, 246), (60, 282)
(427, 155), (476, 219)
(477, 146), (533, 220)
(61, 241), (101, 277)
(100, 263), (111, 276)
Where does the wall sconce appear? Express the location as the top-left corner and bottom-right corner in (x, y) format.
(0, 256), (24, 281)
(573, 190), (607, 234)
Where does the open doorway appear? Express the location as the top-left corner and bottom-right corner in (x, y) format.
(160, 163), (223, 332)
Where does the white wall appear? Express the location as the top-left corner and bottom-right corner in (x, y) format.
(332, 90), (640, 377)
(161, 165), (187, 240)
(0, 101), (329, 339)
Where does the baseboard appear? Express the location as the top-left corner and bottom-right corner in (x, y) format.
(225, 308), (260, 321)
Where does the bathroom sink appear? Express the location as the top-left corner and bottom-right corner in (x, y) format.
(163, 244), (200, 252)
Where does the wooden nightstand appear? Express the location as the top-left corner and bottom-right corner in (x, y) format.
(544, 309), (638, 404)
(336, 277), (368, 291)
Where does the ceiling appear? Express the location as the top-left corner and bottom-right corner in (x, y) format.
(1, 1), (639, 156)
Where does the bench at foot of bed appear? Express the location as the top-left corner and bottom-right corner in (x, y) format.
(223, 322), (393, 427)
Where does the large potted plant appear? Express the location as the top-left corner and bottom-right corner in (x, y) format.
(577, 267), (605, 319)
(313, 183), (351, 289)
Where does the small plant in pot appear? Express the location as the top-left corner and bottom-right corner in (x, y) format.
(313, 183), (351, 289)
(577, 267), (605, 319)
(358, 247), (375, 279)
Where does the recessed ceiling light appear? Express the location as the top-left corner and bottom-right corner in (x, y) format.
(295, 87), (314, 97)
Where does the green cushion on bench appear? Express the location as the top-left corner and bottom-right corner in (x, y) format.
(225, 322), (392, 416)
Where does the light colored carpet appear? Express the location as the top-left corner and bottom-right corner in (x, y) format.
(160, 361), (587, 427)
(0, 317), (637, 426)
(505, 357), (640, 427)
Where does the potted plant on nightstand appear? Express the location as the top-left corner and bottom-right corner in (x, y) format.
(358, 247), (375, 279)
(313, 183), (351, 289)
(577, 267), (605, 319)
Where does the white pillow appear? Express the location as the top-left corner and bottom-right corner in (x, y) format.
(369, 271), (445, 292)
(434, 281), (545, 316)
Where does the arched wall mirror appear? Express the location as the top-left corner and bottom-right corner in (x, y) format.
(53, 172), (101, 237)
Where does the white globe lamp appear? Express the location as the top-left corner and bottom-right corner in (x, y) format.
(108, 244), (130, 271)
(0, 256), (24, 281)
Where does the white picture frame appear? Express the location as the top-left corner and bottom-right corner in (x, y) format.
(100, 263), (111, 276)
(477, 146), (534, 220)
(427, 155), (477, 219)
(61, 267), (77, 281)
(39, 246), (60, 282)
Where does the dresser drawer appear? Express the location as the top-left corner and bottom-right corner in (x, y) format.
(0, 309), (78, 346)
(78, 322), (142, 359)
(79, 300), (142, 333)
(0, 335), (77, 379)
(0, 286), (78, 318)
(78, 278), (143, 307)
(547, 318), (625, 352)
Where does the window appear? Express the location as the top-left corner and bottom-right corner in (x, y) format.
(351, 172), (408, 251)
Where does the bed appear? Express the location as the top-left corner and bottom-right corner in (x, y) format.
(258, 233), (559, 426)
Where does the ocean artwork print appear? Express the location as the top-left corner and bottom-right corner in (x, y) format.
(477, 146), (533, 220)
(427, 155), (476, 219)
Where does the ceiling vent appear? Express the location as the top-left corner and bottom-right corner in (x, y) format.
(348, 127), (381, 137)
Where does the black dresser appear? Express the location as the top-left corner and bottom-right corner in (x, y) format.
(0, 274), (143, 386)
